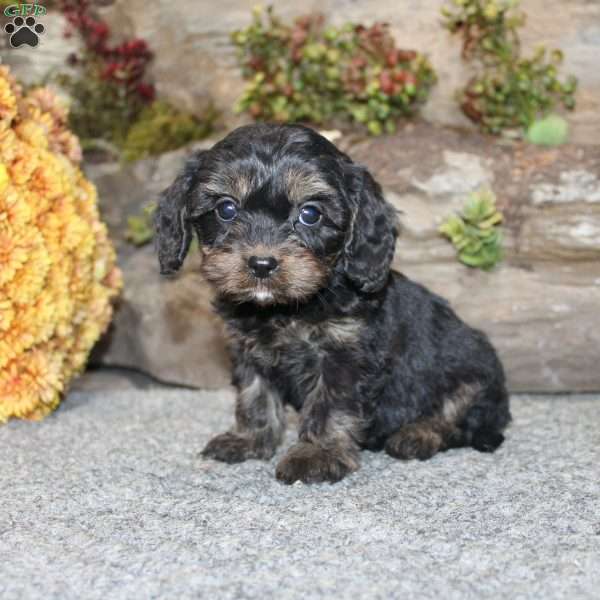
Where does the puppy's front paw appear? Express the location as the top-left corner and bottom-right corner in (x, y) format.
(201, 432), (256, 464)
(275, 442), (359, 484)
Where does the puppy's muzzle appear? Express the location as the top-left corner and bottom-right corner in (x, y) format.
(248, 255), (279, 279)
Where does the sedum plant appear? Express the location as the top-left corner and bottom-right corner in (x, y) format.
(125, 202), (156, 246)
(526, 113), (569, 147)
(232, 6), (436, 135)
(0, 66), (122, 422)
(121, 102), (217, 162)
(439, 189), (503, 270)
(442, 0), (577, 135)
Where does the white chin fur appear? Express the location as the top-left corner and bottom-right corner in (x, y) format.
(254, 289), (274, 303)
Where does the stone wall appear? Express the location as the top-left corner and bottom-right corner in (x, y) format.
(95, 0), (600, 145)
(87, 123), (600, 393)
(4, 2), (598, 142)
(3, 2), (598, 392)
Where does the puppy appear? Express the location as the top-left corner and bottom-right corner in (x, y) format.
(155, 123), (511, 484)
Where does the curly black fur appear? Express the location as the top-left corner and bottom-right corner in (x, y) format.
(155, 123), (511, 484)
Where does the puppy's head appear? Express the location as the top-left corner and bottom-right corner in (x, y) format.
(156, 124), (397, 305)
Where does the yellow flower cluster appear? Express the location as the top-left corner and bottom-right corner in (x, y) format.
(0, 65), (122, 422)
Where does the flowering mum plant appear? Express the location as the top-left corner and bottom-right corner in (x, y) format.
(0, 66), (121, 421)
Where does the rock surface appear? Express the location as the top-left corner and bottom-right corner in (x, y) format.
(96, 0), (600, 145)
(91, 247), (231, 389)
(88, 123), (600, 392)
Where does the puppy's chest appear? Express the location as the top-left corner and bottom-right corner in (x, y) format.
(230, 317), (363, 373)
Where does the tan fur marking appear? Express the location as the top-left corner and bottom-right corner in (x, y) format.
(403, 424), (443, 448)
(201, 242), (328, 305)
(325, 410), (364, 450)
(204, 170), (255, 200)
(300, 374), (324, 425)
(237, 375), (262, 409)
(386, 383), (482, 460)
(325, 319), (363, 345)
(278, 245), (329, 301)
(442, 382), (482, 424)
(233, 375), (286, 457)
(300, 379), (363, 454)
(386, 420), (445, 460)
(283, 167), (336, 204)
(276, 318), (362, 351)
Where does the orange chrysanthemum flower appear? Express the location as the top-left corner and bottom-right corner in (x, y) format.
(0, 65), (121, 423)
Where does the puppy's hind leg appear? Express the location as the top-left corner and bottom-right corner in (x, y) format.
(460, 377), (511, 453)
(385, 382), (505, 461)
(202, 370), (285, 463)
(385, 416), (461, 461)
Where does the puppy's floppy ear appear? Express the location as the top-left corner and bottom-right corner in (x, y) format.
(343, 166), (398, 293)
(155, 151), (205, 275)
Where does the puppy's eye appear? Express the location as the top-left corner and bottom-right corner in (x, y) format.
(215, 199), (238, 222)
(299, 205), (321, 226)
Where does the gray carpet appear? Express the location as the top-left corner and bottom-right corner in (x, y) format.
(1, 388), (599, 599)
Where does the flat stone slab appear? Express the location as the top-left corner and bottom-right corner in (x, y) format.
(1, 388), (599, 599)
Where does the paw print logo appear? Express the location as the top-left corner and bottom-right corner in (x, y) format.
(4, 16), (45, 48)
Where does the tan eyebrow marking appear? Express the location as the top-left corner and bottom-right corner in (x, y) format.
(283, 167), (336, 204)
(204, 170), (256, 200)
(202, 164), (335, 205)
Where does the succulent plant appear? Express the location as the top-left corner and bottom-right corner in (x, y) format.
(439, 189), (503, 270)
(526, 113), (569, 147)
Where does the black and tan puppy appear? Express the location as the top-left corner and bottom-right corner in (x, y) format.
(155, 123), (511, 484)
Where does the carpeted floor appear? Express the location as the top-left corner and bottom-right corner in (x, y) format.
(1, 386), (599, 599)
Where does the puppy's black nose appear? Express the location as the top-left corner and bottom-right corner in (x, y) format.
(248, 255), (278, 279)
